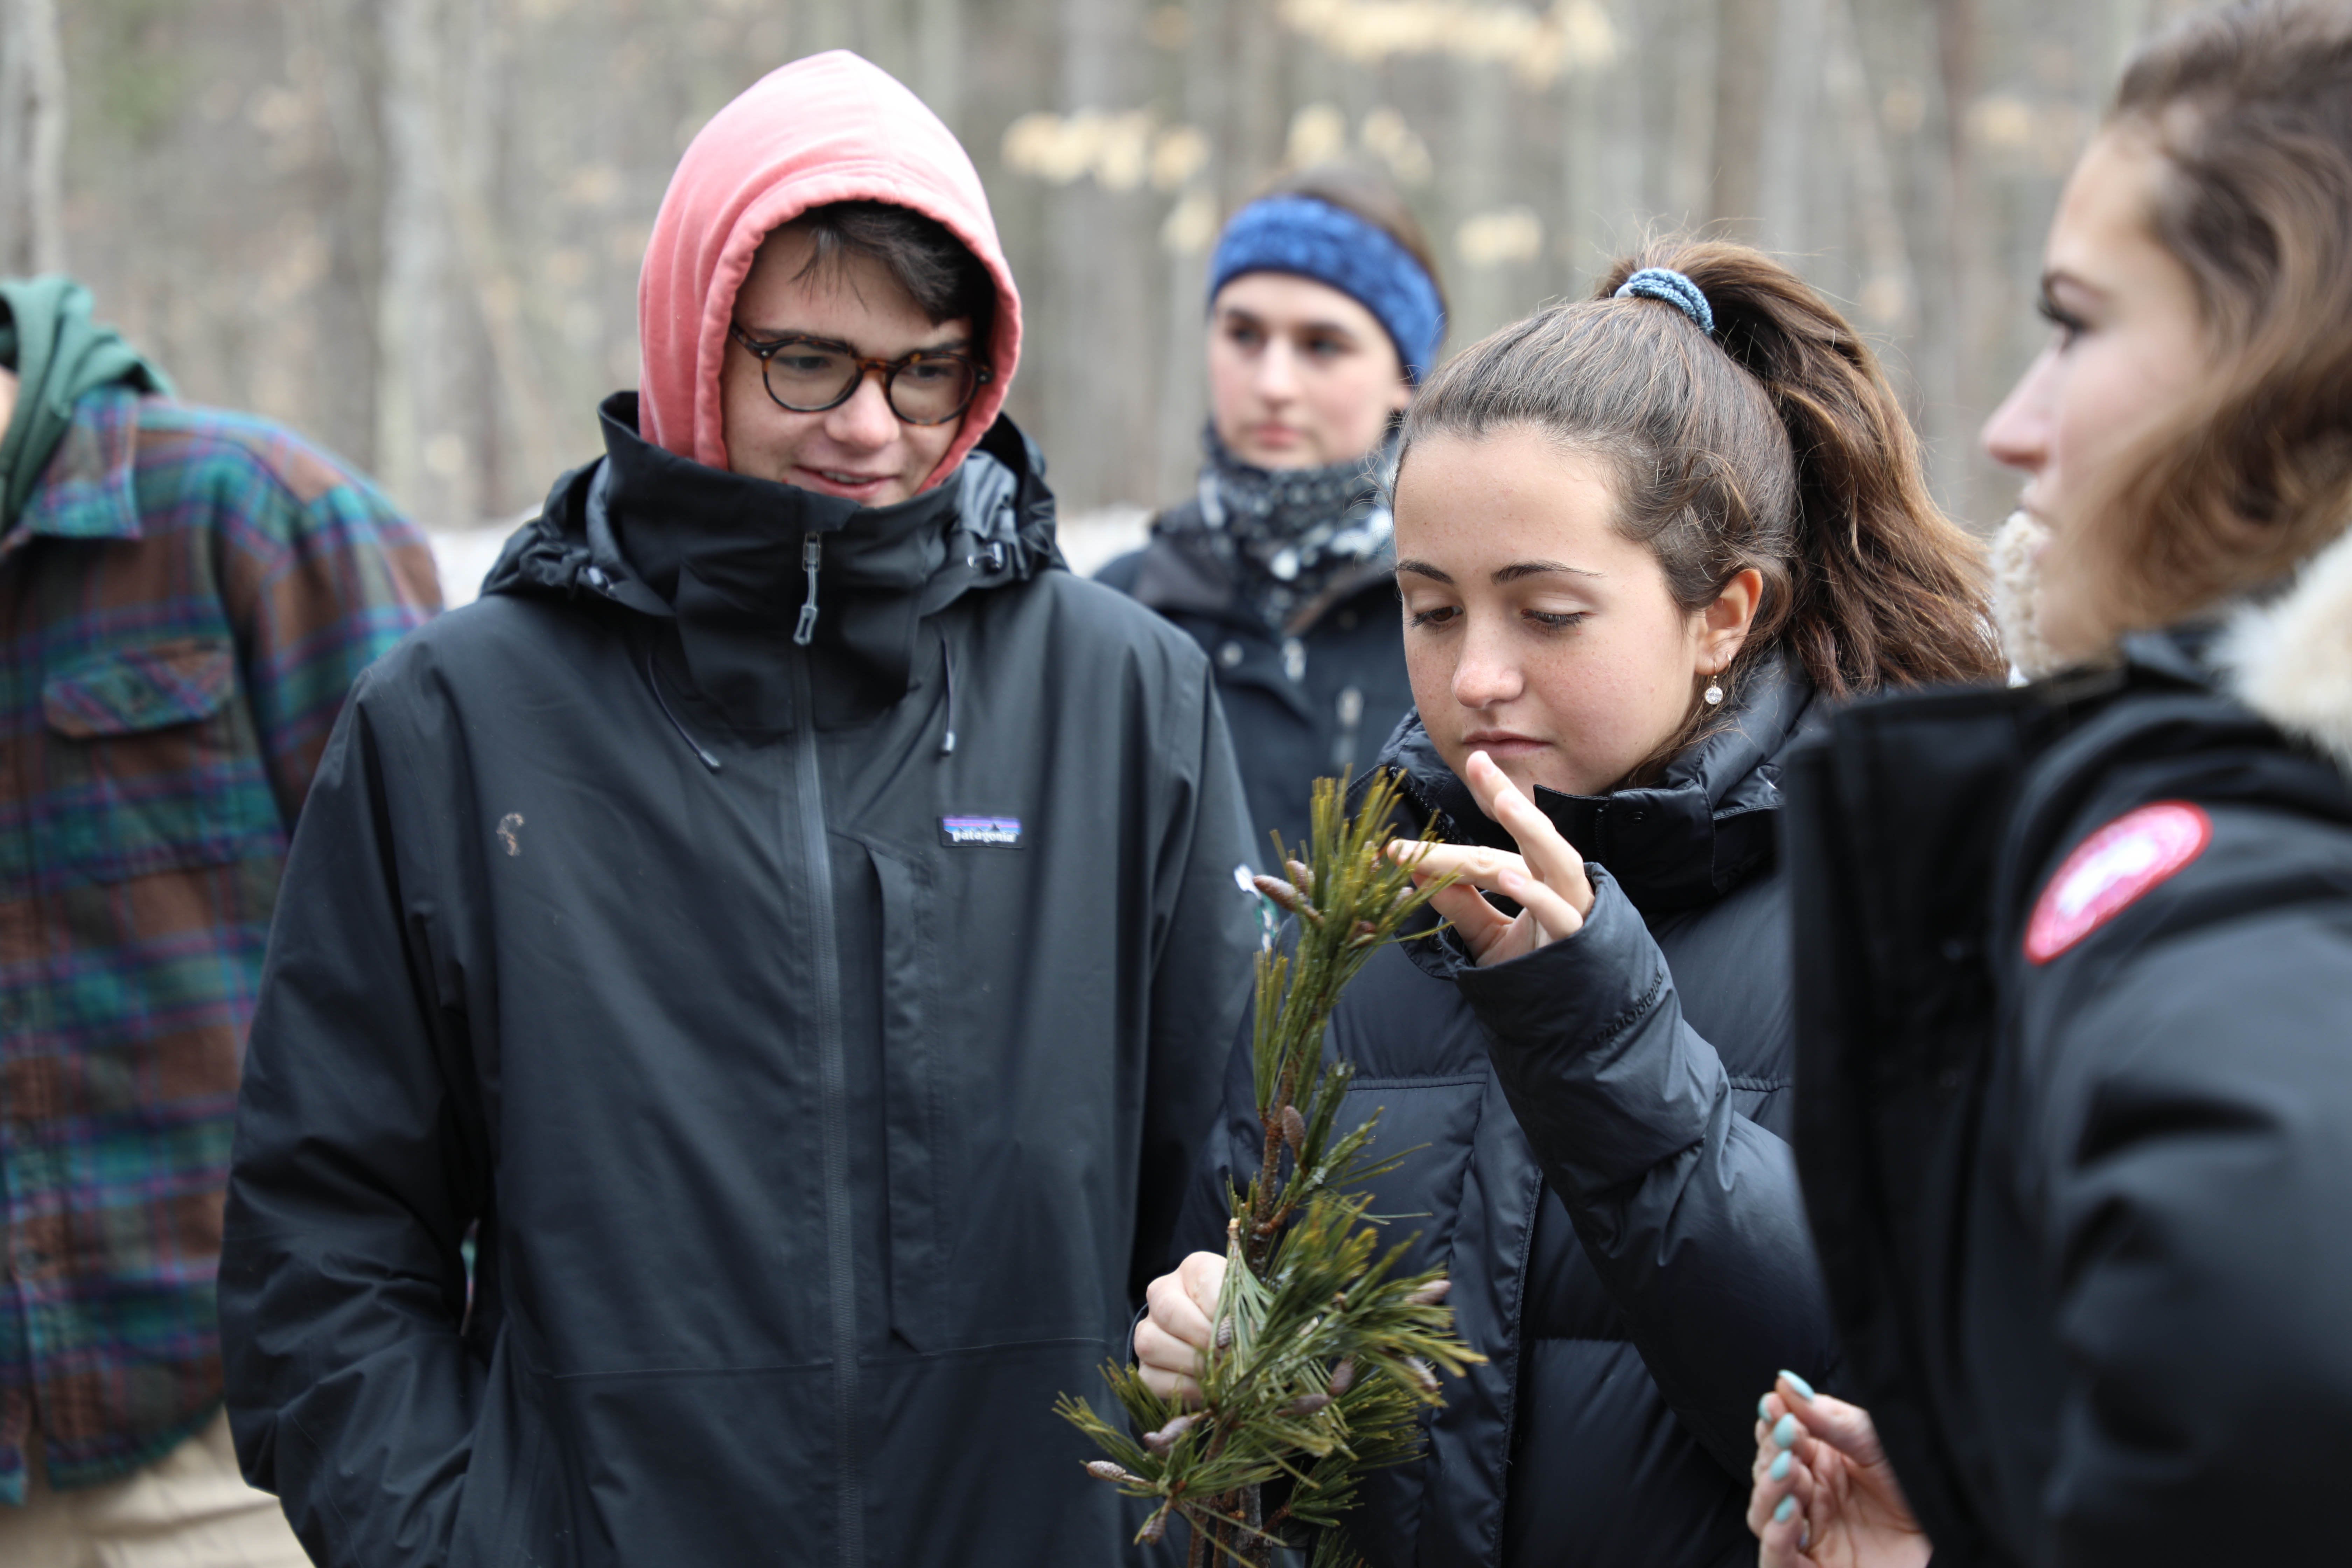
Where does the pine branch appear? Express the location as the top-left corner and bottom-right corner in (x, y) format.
(1058, 771), (1487, 1564)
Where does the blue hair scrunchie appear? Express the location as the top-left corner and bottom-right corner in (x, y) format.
(1614, 267), (1715, 336)
(1208, 195), (1447, 383)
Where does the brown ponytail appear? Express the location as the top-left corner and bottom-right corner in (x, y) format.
(1400, 239), (2002, 701)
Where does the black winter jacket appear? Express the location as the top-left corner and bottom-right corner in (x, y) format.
(1178, 660), (1840, 1568)
(1783, 621), (2352, 1567)
(1099, 506), (1415, 853)
(218, 396), (1260, 1568)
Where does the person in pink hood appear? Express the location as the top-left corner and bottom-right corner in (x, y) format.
(216, 53), (1258, 1568)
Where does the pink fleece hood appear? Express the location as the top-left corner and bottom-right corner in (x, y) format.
(637, 52), (1022, 491)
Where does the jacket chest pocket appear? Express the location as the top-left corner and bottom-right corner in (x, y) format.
(38, 637), (280, 883)
(1339, 1074), (1488, 1281)
(863, 838), (955, 1351)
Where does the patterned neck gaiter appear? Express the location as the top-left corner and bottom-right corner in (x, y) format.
(1190, 422), (1396, 632)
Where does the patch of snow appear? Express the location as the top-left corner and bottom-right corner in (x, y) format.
(427, 524), (524, 610)
(1058, 503), (1152, 578)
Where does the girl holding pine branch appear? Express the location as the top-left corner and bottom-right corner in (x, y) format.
(1134, 241), (2005, 1568)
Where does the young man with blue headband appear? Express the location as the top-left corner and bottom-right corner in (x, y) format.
(1100, 166), (1447, 853)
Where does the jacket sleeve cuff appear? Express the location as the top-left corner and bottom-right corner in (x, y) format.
(1454, 866), (1722, 1191)
(1453, 865), (1661, 1040)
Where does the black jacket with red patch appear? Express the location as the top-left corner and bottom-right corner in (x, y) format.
(1783, 625), (2352, 1566)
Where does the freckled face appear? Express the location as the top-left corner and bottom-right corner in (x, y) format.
(1394, 427), (1749, 799)
(720, 227), (973, 506)
(1207, 272), (1412, 470)
(1981, 125), (2215, 660)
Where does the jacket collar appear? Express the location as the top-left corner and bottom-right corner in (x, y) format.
(485, 392), (1061, 730)
(1378, 651), (1819, 916)
(4, 385), (143, 553)
(2219, 524), (2352, 775)
(1125, 503), (1396, 635)
(1998, 509), (2352, 777)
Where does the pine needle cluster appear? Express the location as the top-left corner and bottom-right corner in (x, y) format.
(1056, 772), (1487, 1567)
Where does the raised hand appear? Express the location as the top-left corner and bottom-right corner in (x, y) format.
(1748, 1372), (1931, 1568)
(1385, 749), (1596, 966)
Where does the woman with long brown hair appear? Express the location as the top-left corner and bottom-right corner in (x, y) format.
(1135, 240), (2001, 1566)
(1750, 4), (2352, 1562)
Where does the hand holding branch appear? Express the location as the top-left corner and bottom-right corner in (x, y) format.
(1134, 1251), (1226, 1406)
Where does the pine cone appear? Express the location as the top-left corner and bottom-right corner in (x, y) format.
(1252, 874), (1323, 925)
(1141, 1413), (1200, 1455)
(1279, 1104), (1307, 1156)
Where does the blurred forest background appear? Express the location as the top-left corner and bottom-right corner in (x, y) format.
(1, 0), (2202, 569)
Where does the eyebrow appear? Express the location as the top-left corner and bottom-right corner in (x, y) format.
(1219, 306), (1363, 341)
(1395, 559), (1603, 585)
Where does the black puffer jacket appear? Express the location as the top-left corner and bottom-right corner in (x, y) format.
(1178, 659), (1840, 1568)
(1783, 609), (2352, 1566)
(1099, 504), (1414, 854)
(218, 396), (1260, 1568)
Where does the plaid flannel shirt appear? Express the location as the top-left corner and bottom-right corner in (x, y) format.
(0, 385), (438, 1500)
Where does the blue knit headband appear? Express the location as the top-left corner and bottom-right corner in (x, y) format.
(1614, 267), (1714, 335)
(1208, 195), (1446, 383)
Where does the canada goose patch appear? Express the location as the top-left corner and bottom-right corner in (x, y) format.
(2025, 802), (2211, 964)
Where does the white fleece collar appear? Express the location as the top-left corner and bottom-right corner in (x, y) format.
(1993, 509), (2352, 772)
(2219, 525), (2352, 774)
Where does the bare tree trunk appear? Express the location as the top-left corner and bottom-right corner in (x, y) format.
(444, 0), (559, 513)
(377, 0), (467, 522)
(0, 0), (67, 275)
(912, 0), (966, 127)
(1450, 58), (1509, 335)
(1708, 0), (1777, 235)
(292, 0), (388, 472)
(1931, 0), (1986, 522)
(1047, 0), (1156, 507)
(1154, 0), (1227, 504)
(1756, 0), (1827, 252)
(1666, 0), (1720, 227)
(1825, 0), (1917, 341)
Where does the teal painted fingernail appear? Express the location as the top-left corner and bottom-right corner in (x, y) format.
(1758, 1395), (1772, 1422)
(1780, 1369), (1815, 1401)
(1773, 1494), (1797, 1525)
(1772, 1413), (1799, 1448)
(1769, 1449), (1792, 1482)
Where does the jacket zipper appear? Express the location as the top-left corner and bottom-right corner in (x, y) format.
(790, 649), (863, 1566)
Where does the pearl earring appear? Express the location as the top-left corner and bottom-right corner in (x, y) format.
(1703, 676), (1724, 706)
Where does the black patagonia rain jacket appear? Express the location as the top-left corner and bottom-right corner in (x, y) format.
(218, 395), (1259, 1568)
(1099, 506), (1414, 854)
(1177, 658), (1840, 1568)
(1783, 624), (2352, 1566)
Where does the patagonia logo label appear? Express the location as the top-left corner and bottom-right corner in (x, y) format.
(940, 815), (1022, 848)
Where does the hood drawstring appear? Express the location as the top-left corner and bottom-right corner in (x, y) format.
(937, 625), (959, 757)
(644, 650), (723, 772)
(793, 532), (823, 646)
